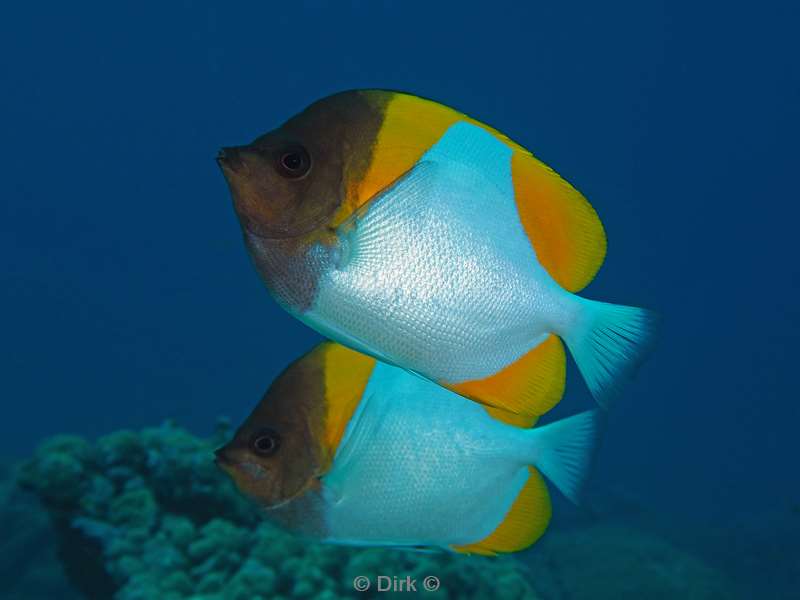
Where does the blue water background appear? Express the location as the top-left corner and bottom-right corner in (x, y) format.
(1, 0), (797, 530)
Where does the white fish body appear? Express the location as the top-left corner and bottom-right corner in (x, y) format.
(298, 122), (655, 408)
(308, 122), (567, 383)
(318, 361), (596, 549)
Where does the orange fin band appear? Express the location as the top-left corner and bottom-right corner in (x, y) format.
(445, 334), (566, 426)
(452, 467), (551, 555)
(316, 342), (376, 460)
(344, 91), (607, 293)
(511, 151), (606, 292)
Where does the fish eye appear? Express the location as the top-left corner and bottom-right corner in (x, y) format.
(276, 145), (311, 179)
(250, 428), (281, 457)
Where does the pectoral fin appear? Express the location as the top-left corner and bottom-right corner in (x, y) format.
(335, 159), (439, 268)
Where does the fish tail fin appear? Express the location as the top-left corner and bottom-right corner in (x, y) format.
(528, 410), (601, 505)
(562, 298), (658, 408)
(451, 410), (600, 555)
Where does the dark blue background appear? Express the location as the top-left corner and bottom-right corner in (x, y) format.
(1, 1), (797, 521)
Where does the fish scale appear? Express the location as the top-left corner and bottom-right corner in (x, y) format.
(322, 363), (531, 546)
(309, 124), (567, 383)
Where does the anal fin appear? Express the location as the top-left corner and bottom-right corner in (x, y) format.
(451, 467), (551, 555)
(444, 334), (566, 426)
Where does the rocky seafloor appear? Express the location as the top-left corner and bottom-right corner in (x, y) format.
(2, 421), (796, 599)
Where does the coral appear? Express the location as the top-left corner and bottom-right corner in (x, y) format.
(18, 422), (539, 600)
(0, 458), (81, 600)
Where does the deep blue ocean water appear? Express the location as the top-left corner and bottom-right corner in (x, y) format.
(1, 1), (798, 596)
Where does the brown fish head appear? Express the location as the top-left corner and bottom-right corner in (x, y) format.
(214, 348), (328, 507)
(215, 342), (377, 508)
(217, 90), (388, 241)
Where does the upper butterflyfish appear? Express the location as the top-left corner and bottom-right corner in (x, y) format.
(217, 90), (657, 419)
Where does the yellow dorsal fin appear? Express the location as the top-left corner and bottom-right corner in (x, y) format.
(445, 334), (566, 425)
(452, 467), (552, 555)
(317, 342), (376, 459)
(349, 91), (606, 292)
(511, 151), (606, 292)
(336, 92), (462, 226)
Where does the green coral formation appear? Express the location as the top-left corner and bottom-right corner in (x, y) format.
(0, 458), (80, 600)
(18, 421), (539, 600)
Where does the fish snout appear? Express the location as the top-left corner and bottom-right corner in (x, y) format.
(216, 146), (248, 175)
(214, 446), (234, 467)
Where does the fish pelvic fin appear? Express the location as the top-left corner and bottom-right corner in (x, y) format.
(563, 298), (659, 408)
(445, 334), (566, 426)
(451, 466), (551, 555)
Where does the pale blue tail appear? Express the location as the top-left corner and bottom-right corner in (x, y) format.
(528, 410), (600, 505)
(563, 298), (658, 408)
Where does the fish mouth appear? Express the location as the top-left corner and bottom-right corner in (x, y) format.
(214, 446), (236, 470)
(216, 147), (249, 175)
